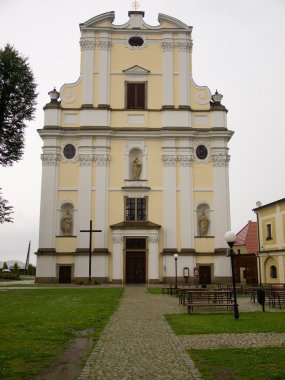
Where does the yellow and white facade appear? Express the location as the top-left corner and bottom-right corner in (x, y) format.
(254, 199), (285, 285)
(36, 11), (233, 284)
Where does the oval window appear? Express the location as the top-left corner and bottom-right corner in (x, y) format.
(128, 36), (144, 47)
(196, 145), (208, 160)
(63, 144), (76, 159)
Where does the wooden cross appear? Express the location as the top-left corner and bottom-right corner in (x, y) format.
(131, 0), (140, 10)
(80, 220), (102, 282)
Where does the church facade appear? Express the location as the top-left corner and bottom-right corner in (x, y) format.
(36, 11), (233, 284)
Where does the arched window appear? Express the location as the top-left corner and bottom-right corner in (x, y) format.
(270, 265), (277, 279)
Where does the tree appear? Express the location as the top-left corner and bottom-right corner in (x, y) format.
(0, 44), (37, 223)
(27, 263), (36, 276)
(2, 262), (8, 270)
(0, 188), (13, 223)
(13, 261), (19, 274)
(0, 44), (37, 166)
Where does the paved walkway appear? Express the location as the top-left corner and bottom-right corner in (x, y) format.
(79, 287), (201, 380)
(78, 287), (285, 380)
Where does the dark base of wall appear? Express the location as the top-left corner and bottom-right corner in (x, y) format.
(35, 277), (57, 283)
(73, 277), (108, 284)
(163, 276), (233, 285)
(148, 279), (160, 284)
(112, 279), (123, 284)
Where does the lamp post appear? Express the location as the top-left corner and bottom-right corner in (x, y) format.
(256, 251), (262, 287)
(225, 231), (239, 320)
(173, 253), (178, 290)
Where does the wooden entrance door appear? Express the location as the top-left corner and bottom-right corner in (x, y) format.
(59, 266), (72, 283)
(199, 266), (211, 285)
(125, 238), (146, 284)
(126, 251), (146, 284)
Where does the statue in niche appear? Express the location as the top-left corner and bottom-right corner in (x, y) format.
(61, 209), (72, 236)
(199, 210), (209, 236)
(132, 157), (142, 180)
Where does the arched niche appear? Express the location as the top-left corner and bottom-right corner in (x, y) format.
(129, 148), (143, 180)
(196, 202), (212, 237)
(58, 202), (75, 236)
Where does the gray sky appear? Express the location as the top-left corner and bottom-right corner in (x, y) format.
(0, 0), (284, 265)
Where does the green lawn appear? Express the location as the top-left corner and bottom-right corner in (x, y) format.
(190, 347), (285, 380)
(166, 312), (285, 334)
(165, 313), (285, 379)
(0, 288), (123, 379)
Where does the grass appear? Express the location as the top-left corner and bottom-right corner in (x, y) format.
(0, 288), (123, 379)
(190, 347), (285, 380)
(165, 313), (285, 379)
(166, 312), (285, 334)
(147, 287), (165, 294)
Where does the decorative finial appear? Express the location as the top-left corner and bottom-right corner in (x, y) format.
(131, 0), (140, 10)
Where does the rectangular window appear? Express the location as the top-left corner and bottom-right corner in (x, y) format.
(126, 83), (146, 109)
(266, 224), (272, 240)
(125, 197), (147, 221)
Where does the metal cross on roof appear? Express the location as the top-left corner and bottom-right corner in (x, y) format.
(131, 0), (140, 10)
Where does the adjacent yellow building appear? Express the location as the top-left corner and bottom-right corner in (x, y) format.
(36, 11), (234, 284)
(254, 198), (285, 285)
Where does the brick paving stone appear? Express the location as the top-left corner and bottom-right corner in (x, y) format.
(78, 286), (201, 380)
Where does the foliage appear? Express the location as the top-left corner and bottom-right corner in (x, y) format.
(27, 263), (36, 276)
(0, 44), (37, 166)
(190, 347), (285, 380)
(0, 273), (19, 280)
(0, 44), (37, 223)
(0, 188), (13, 223)
(0, 288), (123, 379)
(13, 261), (19, 274)
(2, 261), (8, 269)
(166, 312), (285, 335)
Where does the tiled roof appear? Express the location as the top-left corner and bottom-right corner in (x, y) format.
(235, 221), (258, 253)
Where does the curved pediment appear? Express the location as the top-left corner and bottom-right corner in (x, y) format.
(80, 11), (192, 32)
(157, 13), (192, 30)
(80, 11), (115, 30)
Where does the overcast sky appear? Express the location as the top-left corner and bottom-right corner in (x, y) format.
(0, 0), (284, 265)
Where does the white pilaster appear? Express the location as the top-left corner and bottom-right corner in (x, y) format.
(212, 148), (231, 248)
(148, 234), (159, 281)
(80, 35), (96, 105)
(39, 140), (60, 248)
(177, 35), (192, 107)
(98, 32), (111, 106)
(161, 34), (174, 106)
(76, 139), (93, 249)
(177, 143), (194, 249)
(112, 234), (123, 281)
(162, 140), (177, 248)
(94, 138), (110, 248)
(278, 255), (285, 283)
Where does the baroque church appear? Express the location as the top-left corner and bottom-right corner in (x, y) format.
(36, 10), (233, 284)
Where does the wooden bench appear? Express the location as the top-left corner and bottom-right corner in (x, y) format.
(268, 290), (285, 309)
(183, 290), (233, 306)
(187, 302), (234, 314)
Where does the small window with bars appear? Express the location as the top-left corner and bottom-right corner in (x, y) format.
(126, 83), (146, 109)
(125, 197), (147, 221)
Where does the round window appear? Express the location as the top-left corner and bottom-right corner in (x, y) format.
(63, 144), (76, 159)
(128, 36), (144, 47)
(196, 145), (208, 160)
